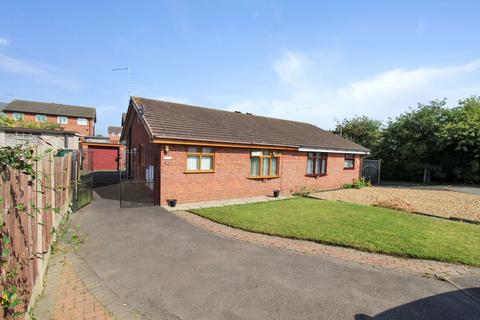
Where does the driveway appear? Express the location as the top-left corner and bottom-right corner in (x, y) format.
(72, 185), (480, 320)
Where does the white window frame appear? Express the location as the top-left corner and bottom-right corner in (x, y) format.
(57, 116), (68, 124)
(13, 112), (24, 120)
(77, 118), (88, 125)
(35, 114), (47, 122)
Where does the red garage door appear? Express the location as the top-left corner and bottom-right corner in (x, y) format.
(89, 146), (119, 171)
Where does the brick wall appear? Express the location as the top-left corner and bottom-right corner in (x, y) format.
(128, 112), (160, 179)
(159, 144), (361, 204)
(2, 111), (95, 136)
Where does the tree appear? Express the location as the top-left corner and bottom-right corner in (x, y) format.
(439, 96), (480, 183)
(333, 116), (383, 154)
(376, 100), (449, 181)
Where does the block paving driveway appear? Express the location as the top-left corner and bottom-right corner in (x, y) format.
(69, 185), (480, 320)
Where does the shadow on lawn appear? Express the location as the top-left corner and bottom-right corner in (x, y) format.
(355, 288), (480, 320)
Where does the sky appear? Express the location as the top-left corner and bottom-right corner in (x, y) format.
(0, 1), (479, 135)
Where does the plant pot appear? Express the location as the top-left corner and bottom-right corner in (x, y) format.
(273, 190), (280, 198)
(167, 199), (177, 207)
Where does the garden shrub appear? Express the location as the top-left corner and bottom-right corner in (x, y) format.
(343, 178), (372, 189)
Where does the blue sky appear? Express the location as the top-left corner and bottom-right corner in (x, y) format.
(0, 1), (479, 135)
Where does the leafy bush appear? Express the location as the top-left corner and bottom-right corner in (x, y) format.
(343, 178), (372, 189)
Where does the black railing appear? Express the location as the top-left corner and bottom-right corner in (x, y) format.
(119, 149), (160, 208)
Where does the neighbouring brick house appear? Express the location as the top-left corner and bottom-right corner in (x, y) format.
(108, 126), (122, 143)
(121, 97), (369, 205)
(1, 99), (96, 136)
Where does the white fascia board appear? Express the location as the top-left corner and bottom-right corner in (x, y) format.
(298, 147), (370, 155)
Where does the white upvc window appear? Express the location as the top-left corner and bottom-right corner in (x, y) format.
(36, 114), (47, 122)
(13, 112), (24, 120)
(77, 118), (88, 125)
(57, 116), (68, 124)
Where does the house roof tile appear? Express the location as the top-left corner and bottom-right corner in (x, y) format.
(108, 126), (122, 134)
(132, 96), (369, 152)
(3, 99), (96, 119)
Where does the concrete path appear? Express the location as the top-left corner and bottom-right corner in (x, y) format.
(70, 185), (480, 320)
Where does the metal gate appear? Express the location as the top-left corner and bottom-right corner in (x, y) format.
(362, 159), (381, 185)
(120, 148), (160, 207)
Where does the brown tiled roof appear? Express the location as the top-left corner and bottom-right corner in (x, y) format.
(3, 99), (96, 119)
(108, 126), (122, 134)
(132, 97), (369, 152)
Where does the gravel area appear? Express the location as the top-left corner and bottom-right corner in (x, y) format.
(312, 187), (480, 222)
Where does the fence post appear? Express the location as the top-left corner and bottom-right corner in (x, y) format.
(49, 154), (56, 229)
(377, 159), (382, 185)
(35, 159), (44, 304)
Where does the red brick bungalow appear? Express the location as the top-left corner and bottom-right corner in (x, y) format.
(121, 97), (369, 205)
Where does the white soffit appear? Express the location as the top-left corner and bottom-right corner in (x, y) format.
(298, 147), (370, 155)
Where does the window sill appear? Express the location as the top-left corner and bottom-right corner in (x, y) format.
(306, 174), (327, 178)
(247, 176), (280, 180)
(343, 167), (355, 170)
(184, 170), (215, 174)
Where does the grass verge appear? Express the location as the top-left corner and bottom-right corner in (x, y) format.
(191, 197), (480, 266)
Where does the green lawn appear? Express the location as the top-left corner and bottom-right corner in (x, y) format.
(191, 197), (480, 266)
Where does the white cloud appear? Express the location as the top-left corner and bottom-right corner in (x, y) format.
(338, 60), (480, 102)
(230, 54), (480, 129)
(0, 53), (83, 90)
(0, 38), (9, 47)
(273, 51), (309, 84)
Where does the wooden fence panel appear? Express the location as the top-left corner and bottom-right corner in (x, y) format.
(0, 155), (72, 317)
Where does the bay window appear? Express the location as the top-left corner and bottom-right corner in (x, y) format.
(186, 146), (214, 172)
(306, 152), (327, 176)
(250, 150), (279, 178)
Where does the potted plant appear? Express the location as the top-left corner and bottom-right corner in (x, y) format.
(167, 199), (177, 207)
(273, 190), (280, 197)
